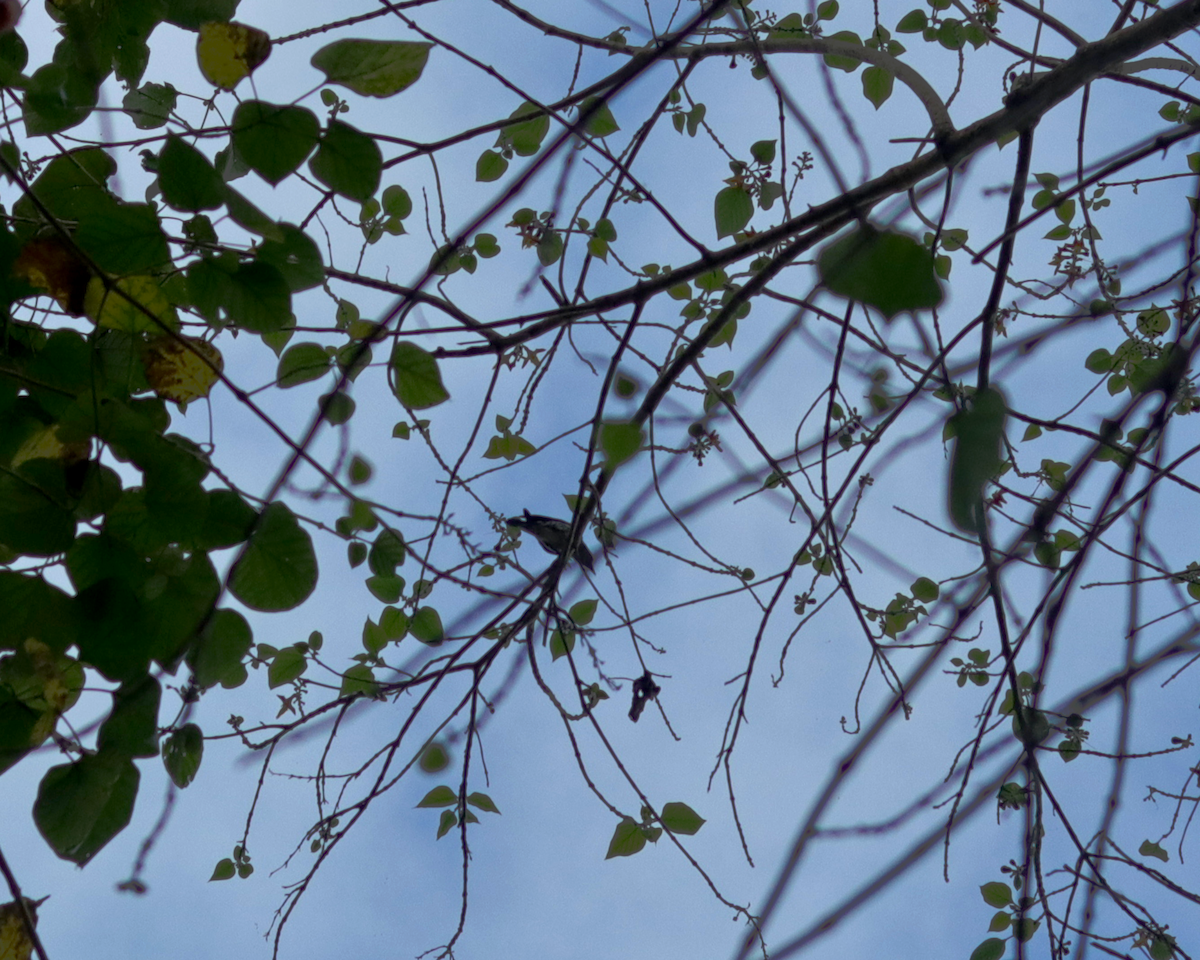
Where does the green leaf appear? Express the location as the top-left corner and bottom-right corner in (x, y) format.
(947, 387), (1006, 533)
(365, 574), (404, 603)
(578, 96), (620, 137)
(209, 858), (236, 881)
(0, 29), (28, 87)
(937, 18), (965, 49)
(896, 9), (927, 31)
(322, 391), (356, 425)
(436, 810), (457, 838)
(1137, 307), (1170, 337)
(911, 577), (939, 602)
(310, 39), (431, 98)
(474, 148), (508, 182)
(467, 792), (501, 814)
(98, 678), (161, 759)
(34, 751), (139, 865)
(750, 139), (776, 164)
(537, 230), (564, 266)
(660, 801), (705, 835)
(158, 135), (224, 212)
(195, 490), (257, 551)
(420, 742), (449, 772)
(309, 120), (382, 202)
(1085, 348), (1113, 374)
(229, 502), (318, 612)
(232, 101), (320, 186)
(222, 186), (284, 242)
(475, 233), (501, 257)
(861, 66), (894, 108)
(605, 817), (647, 858)
(1149, 935), (1176, 960)
(389, 341), (450, 409)
(770, 13), (809, 38)
(599, 420), (644, 470)
(381, 606), (409, 638)
(75, 201), (171, 275)
(188, 257), (293, 334)
(410, 606), (444, 645)
(340, 663), (378, 698)
(1011, 708), (1051, 746)
(417, 785), (456, 808)
(276, 342), (332, 388)
(24, 62), (98, 136)
(122, 82), (177, 129)
(162, 723), (203, 788)
(979, 881), (1012, 907)
(819, 224), (943, 318)
(823, 31), (863, 72)
(500, 102), (549, 156)
(362, 617), (387, 655)
(257, 224), (325, 292)
(549, 629), (575, 660)
(1013, 918), (1039, 943)
(268, 646), (306, 688)
(0, 464), (77, 556)
(1139, 839), (1169, 862)
(188, 608), (253, 690)
(569, 599), (598, 625)
(969, 939), (1006, 960)
(714, 186), (754, 239)
(368, 528), (406, 575)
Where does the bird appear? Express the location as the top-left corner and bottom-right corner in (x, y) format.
(506, 509), (595, 572)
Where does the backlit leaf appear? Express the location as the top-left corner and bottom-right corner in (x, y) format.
(605, 817), (646, 859)
(310, 39), (431, 98)
(660, 801), (705, 835)
(229, 502), (318, 612)
(197, 21), (271, 90)
(947, 387), (1006, 533)
(389, 341), (450, 409)
(142, 336), (223, 404)
(158, 135), (224, 212)
(232, 101), (320, 185)
(34, 750), (139, 864)
(819, 224), (943, 318)
(309, 120), (382, 202)
(599, 420), (644, 470)
(162, 723), (203, 787)
(714, 186), (753, 239)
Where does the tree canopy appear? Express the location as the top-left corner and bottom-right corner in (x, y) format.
(1, 1), (1199, 959)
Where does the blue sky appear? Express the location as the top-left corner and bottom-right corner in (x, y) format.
(3, 2), (1199, 960)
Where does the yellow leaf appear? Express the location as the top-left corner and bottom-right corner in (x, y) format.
(84, 275), (179, 333)
(197, 21), (271, 90)
(11, 425), (90, 470)
(0, 897), (46, 960)
(143, 335), (224, 404)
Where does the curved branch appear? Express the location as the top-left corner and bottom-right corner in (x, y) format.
(680, 37), (955, 139)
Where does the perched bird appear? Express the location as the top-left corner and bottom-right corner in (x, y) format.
(506, 509), (595, 572)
